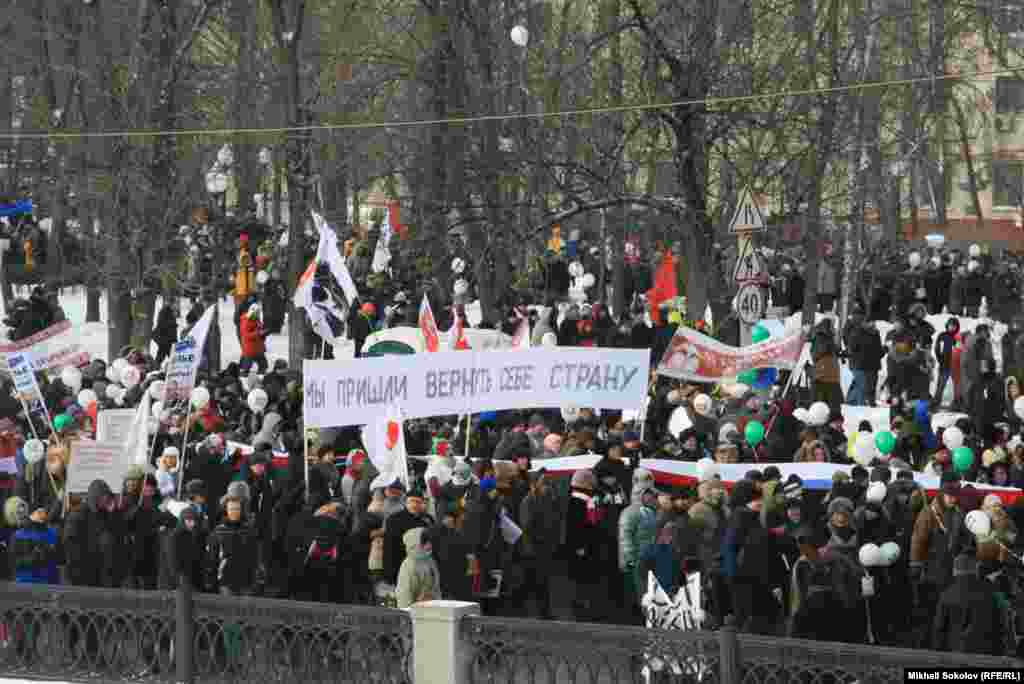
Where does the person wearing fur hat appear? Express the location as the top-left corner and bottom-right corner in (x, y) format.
(121, 469), (173, 590)
(911, 471), (970, 636)
(156, 447), (180, 501)
(723, 480), (785, 634)
(564, 468), (606, 620)
(7, 496), (58, 585)
(383, 485), (435, 586)
(977, 495), (1017, 564)
(932, 554), (1005, 655)
(205, 495), (258, 595)
(64, 479), (120, 587)
(822, 497), (859, 559)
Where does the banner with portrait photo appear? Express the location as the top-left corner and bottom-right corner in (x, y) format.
(657, 326), (804, 383)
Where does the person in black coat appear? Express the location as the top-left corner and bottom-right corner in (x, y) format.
(382, 487), (434, 585)
(151, 304), (178, 365)
(722, 480), (786, 635)
(564, 469), (603, 621)
(969, 360), (1006, 444)
(518, 472), (561, 619)
(261, 274), (287, 335)
(159, 503), (204, 590)
(16, 446), (66, 527)
(64, 479), (120, 588)
(205, 496), (258, 596)
(288, 497), (351, 604)
(932, 554), (1005, 655)
(461, 477), (504, 596)
(119, 471), (174, 589)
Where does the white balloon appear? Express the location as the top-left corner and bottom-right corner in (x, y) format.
(453, 278), (469, 296)
(581, 273), (596, 289)
(879, 541), (901, 566)
(969, 243), (981, 258)
(568, 261), (584, 278)
(152, 401), (165, 419)
(256, 270), (269, 285)
(106, 383), (123, 400)
(541, 332), (557, 348)
(77, 389), (98, 409)
(23, 439), (45, 464)
(149, 381), (166, 402)
(190, 386), (211, 409)
(451, 257), (466, 274)
(943, 426), (965, 450)
(147, 418), (160, 435)
(61, 367), (82, 392)
(112, 358), (128, 374)
(510, 24), (529, 47)
(105, 365), (120, 383)
(793, 408), (810, 423)
(866, 481), (887, 504)
(968, 259), (980, 273)
(247, 388), (269, 414)
(930, 256), (941, 267)
(120, 365), (142, 389)
(809, 402), (830, 427)
(693, 394), (712, 417)
(669, 406), (693, 439)
(965, 509), (992, 537)
(1014, 397), (1024, 421)
(854, 436), (877, 466)
(858, 543), (882, 568)
(908, 252), (921, 268)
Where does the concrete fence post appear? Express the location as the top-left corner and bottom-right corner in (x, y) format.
(409, 601), (480, 684)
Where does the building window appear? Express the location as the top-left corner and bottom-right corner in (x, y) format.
(992, 159), (1024, 207)
(996, 77), (1024, 113)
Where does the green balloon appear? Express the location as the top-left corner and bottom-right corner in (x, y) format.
(751, 324), (771, 344)
(952, 447), (974, 474)
(745, 420), (766, 446)
(53, 414), (72, 432)
(737, 370), (758, 385)
(874, 430), (896, 455)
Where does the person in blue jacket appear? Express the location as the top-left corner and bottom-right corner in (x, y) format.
(6, 496), (59, 584)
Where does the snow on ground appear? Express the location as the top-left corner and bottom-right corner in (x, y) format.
(3, 285), (354, 365)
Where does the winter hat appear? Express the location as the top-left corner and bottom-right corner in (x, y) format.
(940, 471), (961, 497)
(729, 480), (759, 508)
(745, 469), (764, 483)
(478, 477), (497, 495)
(570, 469), (596, 491)
(783, 474), (804, 500)
(763, 466), (782, 482)
(543, 433), (563, 452)
(162, 446), (180, 459)
(451, 462), (473, 487)
(3, 497), (27, 527)
(827, 497), (855, 517)
(623, 430), (641, 443)
(184, 479), (207, 499)
(982, 447), (1007, 468)
(953, 553), (978, 577)
(851, 465), (869, 483)
(226, 481), (250, 502)
(123, 465), (145, 482)
(632, 468), (655, 490)
(831, 471), (851, 484)
(870, 466), (891, 484)
(866, 482), (887, 504)
(858, 420), (873, 433)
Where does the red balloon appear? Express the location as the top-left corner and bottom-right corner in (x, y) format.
(385, 421), (400, 450)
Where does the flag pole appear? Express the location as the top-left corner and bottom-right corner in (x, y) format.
(304, 429), (310, 504)
(464, 412), (472, 458)
(177, 399), (193, 499)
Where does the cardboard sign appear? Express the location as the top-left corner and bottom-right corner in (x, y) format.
(68, 441), (129, 494)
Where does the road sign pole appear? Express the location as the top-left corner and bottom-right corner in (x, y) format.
(730, 186), (767, 348)
(738, 232), (753, 346)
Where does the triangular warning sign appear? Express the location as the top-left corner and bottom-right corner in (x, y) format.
(733, 238), (766, 283)
(729, 187), (766, 233)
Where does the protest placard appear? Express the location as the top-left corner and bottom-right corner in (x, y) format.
(67, 441), (129, 493)
(303, 347), (650, 428)
(97, 409), (138, 444)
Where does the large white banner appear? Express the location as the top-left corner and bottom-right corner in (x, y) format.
(0, 321), (89, 373)
(303, 347), (651, 428)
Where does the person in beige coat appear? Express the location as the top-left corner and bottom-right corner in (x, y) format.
(395, 527), (442, 609)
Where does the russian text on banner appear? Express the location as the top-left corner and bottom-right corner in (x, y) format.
(303, 347), (650, 428)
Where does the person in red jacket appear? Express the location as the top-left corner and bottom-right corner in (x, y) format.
(239, 303), (268, 373)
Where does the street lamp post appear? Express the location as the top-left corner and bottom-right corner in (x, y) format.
(204, 171), (228, 374)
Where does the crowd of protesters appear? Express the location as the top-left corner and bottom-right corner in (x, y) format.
(0, 229), (1020, 662)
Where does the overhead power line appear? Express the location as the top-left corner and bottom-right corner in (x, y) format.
(0, 65), (1016, 141)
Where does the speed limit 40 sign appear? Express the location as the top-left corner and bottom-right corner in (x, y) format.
(736, 284), (766, 325)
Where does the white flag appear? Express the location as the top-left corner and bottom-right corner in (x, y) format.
(126, 392), (152, 467)
(364, 404), (409, 490)
(164, 305), (214, 403)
